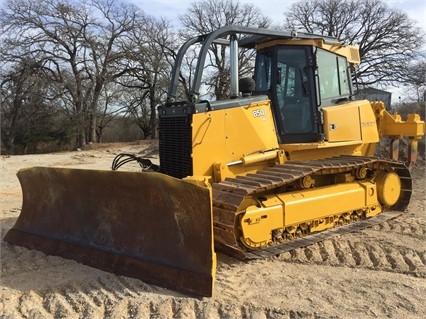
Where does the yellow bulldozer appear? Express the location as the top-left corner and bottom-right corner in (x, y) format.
(5, 26), (425, 297)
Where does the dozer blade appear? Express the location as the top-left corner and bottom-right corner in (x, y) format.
(4, 167), (216, 297)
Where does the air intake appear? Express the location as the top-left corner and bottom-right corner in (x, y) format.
(158, 106), (193, 179)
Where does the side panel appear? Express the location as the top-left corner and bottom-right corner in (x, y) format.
(191, 99), (280, 177)
(358, 101), (380, 143)
(239, 181), (381, 248)
(281, 100), (380, 160)
(280, 182), (379, 225)
(323, 103), (361, 142)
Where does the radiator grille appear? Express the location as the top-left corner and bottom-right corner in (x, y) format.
(159, 113), (193, 179)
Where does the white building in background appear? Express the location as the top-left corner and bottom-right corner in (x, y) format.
(354, 87), (392, 109)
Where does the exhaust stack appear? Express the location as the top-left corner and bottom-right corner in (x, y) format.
(230, 34), (239, 98)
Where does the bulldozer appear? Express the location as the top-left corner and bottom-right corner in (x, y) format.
(5, 25), (425, 297)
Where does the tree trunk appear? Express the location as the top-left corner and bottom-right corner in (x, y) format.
(89, 111), (97, 144)
(2, 135), (14, 155)
(96, 126), (103, 143)
(149, 88), (157, 139)
(76, 111), (87, 148)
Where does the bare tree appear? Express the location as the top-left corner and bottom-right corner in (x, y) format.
(0, 0), (150, 148)
(95, 83), (129, 143)
(180, 0), (271, 100)
(115, 16), (175, 139)
(0, 59), (67, 154)
(402, 57), (426, 103)
(283, 0), (425, 86)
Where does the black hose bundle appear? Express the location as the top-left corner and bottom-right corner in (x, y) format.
(111, 153), (160, 172)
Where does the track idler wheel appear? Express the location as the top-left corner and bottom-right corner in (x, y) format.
(375, 171), (401, 207)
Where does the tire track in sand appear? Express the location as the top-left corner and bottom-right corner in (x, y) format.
(275, 235), (425, 278)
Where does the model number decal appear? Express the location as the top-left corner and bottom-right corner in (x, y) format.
(252, 109), (266, 118)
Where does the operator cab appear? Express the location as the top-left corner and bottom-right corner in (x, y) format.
(253, 44), (353, 144)
(165, 26), (359, 145)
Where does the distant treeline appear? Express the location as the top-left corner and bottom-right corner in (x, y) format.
(1, 116), (143, 155)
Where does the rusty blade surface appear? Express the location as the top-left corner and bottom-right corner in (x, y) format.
(4, 167), (216, 297)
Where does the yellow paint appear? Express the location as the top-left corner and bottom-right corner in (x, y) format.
(375, 172), (401, 206)
(323, 103), (362, 142)
(239, 181), (381, 247)
(256, 39), (360, 64)
(191, 99), (280, 181)
(278, 182), (379, 226)
(371, 101), (425, 139)
(240, 205), (284, 247)
(280, 99), (383, 160)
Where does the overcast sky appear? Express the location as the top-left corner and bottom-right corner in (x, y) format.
(131, 0), (426, 31)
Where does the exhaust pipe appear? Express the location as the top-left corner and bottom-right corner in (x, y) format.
(230, 34), (239, 98)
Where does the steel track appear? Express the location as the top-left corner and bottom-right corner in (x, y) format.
(212, 156), (412, 260)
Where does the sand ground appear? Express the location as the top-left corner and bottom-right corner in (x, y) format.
(1, 142), (425, 318)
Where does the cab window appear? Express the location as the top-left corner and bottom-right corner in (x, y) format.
(255, 51), (272, 91)
(317, 49), (350, 100)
